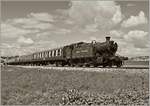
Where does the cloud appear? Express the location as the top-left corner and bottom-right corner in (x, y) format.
(109, 30), (148, 57)
(29, 12), (54, 22)
(124, 30), (148, 48)
(117, 43), (149, 57)
(0, 43), (19, 49)
(82, 24), (99, 34)
(1, 1), (148, 57)
(0, 43), (22, 56)
(10, 18), (38, 25)
(110, 30), (124, 38)
(1, 23), (38, 38)
(53, 28), (71, 35)
(64, 19), (74, 25)
(23, 22), (53, 30)
(17, 36), (34, 45)
(121, 11), (148, 28)
(111, 6), (123, 24)
(68, 1), (123, 29)
(9, 14), (54, 30)
(126, 3), (136, 7)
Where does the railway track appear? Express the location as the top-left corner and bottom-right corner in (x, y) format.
(13, 65), (149, 69)
(8, 65), (148, 74)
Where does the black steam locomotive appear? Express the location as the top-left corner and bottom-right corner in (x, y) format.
(7, 37), (124, 67)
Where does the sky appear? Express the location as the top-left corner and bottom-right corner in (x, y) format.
(1, 0), (149, 57)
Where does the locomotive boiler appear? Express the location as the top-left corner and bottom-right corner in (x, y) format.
(6, 37), (123, 67)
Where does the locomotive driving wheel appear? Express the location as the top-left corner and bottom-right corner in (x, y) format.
(108, 61), (112, 67)
(102, 64), (107, 68)
(116, 62), (122, 67)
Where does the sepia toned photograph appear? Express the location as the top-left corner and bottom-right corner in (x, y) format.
(1, 0), (149, 105)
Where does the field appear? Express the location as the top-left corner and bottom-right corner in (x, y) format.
(1, 65), (149, 105)
(124, 61), (149, 67)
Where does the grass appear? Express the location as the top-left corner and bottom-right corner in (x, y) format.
(1, 66), (149, 105)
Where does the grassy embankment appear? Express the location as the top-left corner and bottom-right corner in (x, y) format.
(1, 66), (149, 105)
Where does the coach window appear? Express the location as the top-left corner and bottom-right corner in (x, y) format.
(42, 52), (44, 58)
(54, 50), (57, 56)
(57, 49), (60, 56)
(48, 51), (50, 57)
(44, 52), (46, 58)
(50, 51), (52, 57)
(43, 52), (45, 58)
(42, 52), (45, 57)
(51, 51), (52, 57)
(46, 52), (48, 57)
(45, 52), (47, 57)
(58, 49), (61, 56)
(35, 54), (36, 59)
(47, 52), (48, 57)
(53, 50), (55, 57)
(55, 50), (57, 56)
(58, 49), (59, 56)
(44, 52), (46, 57)
(54, 50), (56, 57)
(51, 51), (53, 57)
(42, 52), (43, 58)
(49, 51), (51, 57)
(60, 49), (62, 56)
(55, 50), (58, 56)
(53, 50), (55, 56)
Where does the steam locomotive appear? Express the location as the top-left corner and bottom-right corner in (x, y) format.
(7, 37), (124, 67)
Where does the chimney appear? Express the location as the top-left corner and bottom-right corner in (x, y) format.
(106, 36), (110, 42)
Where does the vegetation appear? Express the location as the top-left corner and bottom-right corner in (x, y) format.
(1, 66), (149, 105)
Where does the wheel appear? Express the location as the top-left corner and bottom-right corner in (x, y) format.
(61, 62), (65, 67)
(71, 64), (75, 67)
(85, 64), (90, 67)
(109, 65), (112, 68)
(94, 64), (98, 67)
(55, 62), (59, 66)
(103, 65), (106, 68)
(116, 64), (121, 67)
(108, 62), (112, 67)
(102, 64), (107, 68)
(79, 64), (83, 67)
(116, 62), (121, 67)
